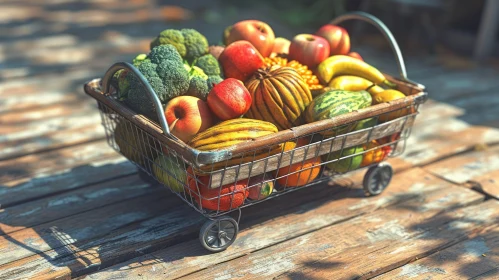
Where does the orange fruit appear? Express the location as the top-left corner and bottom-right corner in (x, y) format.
(275, 157), (322, 188)
(360, 140), (392, 167)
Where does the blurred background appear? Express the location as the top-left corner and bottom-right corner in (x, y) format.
(1, 0), (498, 126)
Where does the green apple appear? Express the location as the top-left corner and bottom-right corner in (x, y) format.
(323, 146), (364, 173)
(152, 154), (187, 193)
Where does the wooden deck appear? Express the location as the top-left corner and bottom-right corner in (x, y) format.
(1, 1), (499, 279)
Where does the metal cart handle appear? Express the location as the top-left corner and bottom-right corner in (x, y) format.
(330, 11), (409, 81)
(101, 62), (175, 138)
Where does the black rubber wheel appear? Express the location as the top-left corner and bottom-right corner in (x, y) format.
(199, 216), (238, 252)
(363, 162), (393, 196)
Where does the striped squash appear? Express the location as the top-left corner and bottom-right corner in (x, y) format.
(245, 66), (313, 131)
(188, 118), (282, 172)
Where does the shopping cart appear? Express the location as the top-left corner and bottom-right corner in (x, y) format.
(84, 12), (428, 252)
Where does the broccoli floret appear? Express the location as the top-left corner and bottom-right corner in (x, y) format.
(194, 54), (222, 77)
(123, 45), (190, 120)
(133, 54), (148, 67)
(149, 28), (209, 63)
(113, 53), (149, 99)
(207, 76), (223, 92)
(185, 65), (209, 100)
(148, 44), (183, 65)
(150, 29), (186, 57)
(187, 76), (209, 100)
(181, 29), (209, 62)
(190, 65), (208, 80)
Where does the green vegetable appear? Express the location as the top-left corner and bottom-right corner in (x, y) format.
(150, 28), (209, 63)
(207, 75), (223, 92)
(124, 45), (190, 121)
(194, 54), (222, 77)
(185, 65), (209, 100)
(181, 29), (209, 62)
(187, 76), (209, 100)
(323, 146), (364, 173)
(132, 54), (149, 67)
(113, 53), (149, 100)
(150, 29), (186, 57)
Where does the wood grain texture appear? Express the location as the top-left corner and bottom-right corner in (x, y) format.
(0, 174), (155, 236)
(0, 168), (449, 280)
(0, 140), (125, 184)
(374, 227), (499, 279)
(0, 157), (136, 208)
(0, 123), (105, 161)
(275, 201), (499, 280)
(424, 145), (499, 199)
(80, 168), (482, 280)
(0, 188), (183, 267)
(180, 177), (489, 280)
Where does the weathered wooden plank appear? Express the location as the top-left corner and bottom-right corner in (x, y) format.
(0, 123), (105, 161)
(188, 200), (497, 280)
(424, 145), (499, 199)
(0, 155), (136, 208)
(0, 110), (101, 144)
(374, 227), (499, 279)
(0, 167), (449, 280)
(0, 140), (124, 184)
(81, 168), (483, 280)
(400, 119), (499, 166)
(0, 188), (183, 267)
(414, 100), (464, 124)
(0, 174), (158, 235)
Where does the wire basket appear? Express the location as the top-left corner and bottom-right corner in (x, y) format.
(84, 12), (428, 252)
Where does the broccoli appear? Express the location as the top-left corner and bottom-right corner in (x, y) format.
(181, 29), (209, 62)
(185, 65), (210, 100)
(150, 29), (186, 57)
(187, 76), (209, 100)
(132, 53), (149, 67)
(207, 76), (223, 92)
(123, 45), (190, 121)
(194, 54), (222, 77)
(149, 28), (209, 63)
(113, 53), (149, 100)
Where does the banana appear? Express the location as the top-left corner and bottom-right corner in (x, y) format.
(317, 55), (395, 88)
(328, 76), (385, 96)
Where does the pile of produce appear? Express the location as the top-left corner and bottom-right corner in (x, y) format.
(113, 20), (410, 211)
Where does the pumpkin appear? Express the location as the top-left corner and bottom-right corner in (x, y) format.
(245, 66), (313, 130)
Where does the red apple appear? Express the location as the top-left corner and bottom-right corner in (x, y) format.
(164, 96), (215, 143)
(207, 78), (252, 120)
(348, 51), (363, 61)
(224, 20), (275, 57)
(271, 37), (291, 56)
(315, 24), (350, 55)
(219, 40), (264, 82)
(288, 34), (330, 68)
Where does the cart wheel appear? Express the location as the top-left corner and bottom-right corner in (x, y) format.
(199, 216), (238, 252)
(363, 162), (393, 196)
